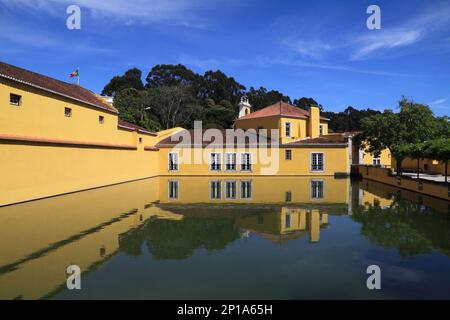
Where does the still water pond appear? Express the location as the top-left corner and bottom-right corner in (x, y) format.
(0, 176), (449, 299)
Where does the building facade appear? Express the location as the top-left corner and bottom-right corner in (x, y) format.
(1, 61), (350, 206)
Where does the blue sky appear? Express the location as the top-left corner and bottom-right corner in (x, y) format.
(1, 0), (449, 115)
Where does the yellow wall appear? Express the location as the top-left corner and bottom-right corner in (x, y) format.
(157, 176), (349, 204)
(279, 117), (308, 144)
(395, 157), (446, 175)
(0, 177), (183, 300)
(361, 148), (391, 166)
(308, 106), (320, 138)
(358, 165), (449, 201)
(158, 146), (349, 176)
(0, 78), (160, 206)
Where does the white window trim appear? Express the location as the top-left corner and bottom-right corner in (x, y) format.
(167, 180), (179, 201)
(225, 180), (237, 200)
(209, 152), (222, 172)
(310, 152), (325, 173)
(168, 152), (180, 172)
(224, 152), (237, 172)
(319, 124), (324, 136)
(285, 122), (292, 138)
(209, 180), (222, 200)
(310, 179), (325, 200)
(240, 179), (253, 200)
(240, 152), (253, 172)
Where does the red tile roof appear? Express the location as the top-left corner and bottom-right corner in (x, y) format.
(118, 119), (157, 136)
(0, 61), (117, 114)
(155, 129), (276, 148)
(235, 101), (329, 121)
(283, 135), (348, 147)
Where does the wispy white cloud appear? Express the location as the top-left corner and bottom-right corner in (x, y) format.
(284, 39), (335, 60)
(350, 29), (422, 60)
(429, 97), (448, 105)
(350, 5), (450, 60)
(0, 0), (227, 27)
(281, 4), (450, 62)
(180, 54), (415, 77)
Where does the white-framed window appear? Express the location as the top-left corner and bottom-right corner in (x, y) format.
(373, 158), (381, 166)
(319, 124), (324, 136)
(241, 153), (252, 172)
(285, 149), (292, 160)
(225, 180), (237, 199)
(168, 180), (179, 200)
(210, 180), (222, 200)
(225, 153), (237, 171)
(10, 93), (21, 106)
(310, 180), (324, 199)
(168, 152), (179, 172)
(311, 152), (324, 172)
(210, 152), (222, 171)
(240, 180), (252, 199)
(285, 122), (291, 137)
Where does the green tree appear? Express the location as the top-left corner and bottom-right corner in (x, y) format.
(200, 70), (246, 107)
(358, 98), (439, 175)
(113, 88), (160, 131)
(145, 64), (201, 89)
(102, 68), (144, 96)
(144, 85), (202, 129)
(423, 138), (450, 183)
(293, 97), (319, 110)
(247, 86), (291, 111)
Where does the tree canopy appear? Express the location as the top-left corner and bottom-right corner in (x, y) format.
(357, 97), (450, 175)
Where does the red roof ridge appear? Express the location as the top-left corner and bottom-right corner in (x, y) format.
(0, 61), (117, 114)
(235, 101), (329, 121)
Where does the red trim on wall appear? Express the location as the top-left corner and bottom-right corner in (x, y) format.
(144, 146), (159, 151)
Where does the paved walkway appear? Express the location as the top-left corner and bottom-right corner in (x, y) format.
(399, 172), (449, 183)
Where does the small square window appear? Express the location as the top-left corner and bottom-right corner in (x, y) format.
(64, 107), (72, 117)
(10, 93), (21, 106)
(139, 137), (143, 144)
(285, 150), (292, 160)
(99, 116), (104, 124)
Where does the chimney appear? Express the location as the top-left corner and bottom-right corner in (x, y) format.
(238, 96), (251, 118)
(308, 104), (320, 138)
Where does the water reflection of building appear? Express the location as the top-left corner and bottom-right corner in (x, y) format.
(0, 178), (181, 300)
(237, 208), (329, 244)
(0, 176), (349, 299)
(352, 179), (450, 214)
(159, 176), (350, 205)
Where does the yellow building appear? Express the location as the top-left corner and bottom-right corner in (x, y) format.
(0, 61), (351, 206)
(156, 99), (349, 177)
(0, 61), (160, 206)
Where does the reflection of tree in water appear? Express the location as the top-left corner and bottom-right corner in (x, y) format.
(353, 199), (450, 257)
(119, 217), (241, 260)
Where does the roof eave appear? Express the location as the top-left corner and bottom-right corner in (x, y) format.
(0, 73), (118, 114)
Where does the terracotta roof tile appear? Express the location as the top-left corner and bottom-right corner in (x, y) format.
(118, 119), (157, 136)
(283, 135), (348, 146)
(156, 129), (276, 148)
(235, 101), (329, 121)
(0, 61), (117, 114)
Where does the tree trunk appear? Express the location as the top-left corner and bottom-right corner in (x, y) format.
(445, 159), (448, 184)
(396, 158), (402, 176)
(417, 158), (420, 180)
